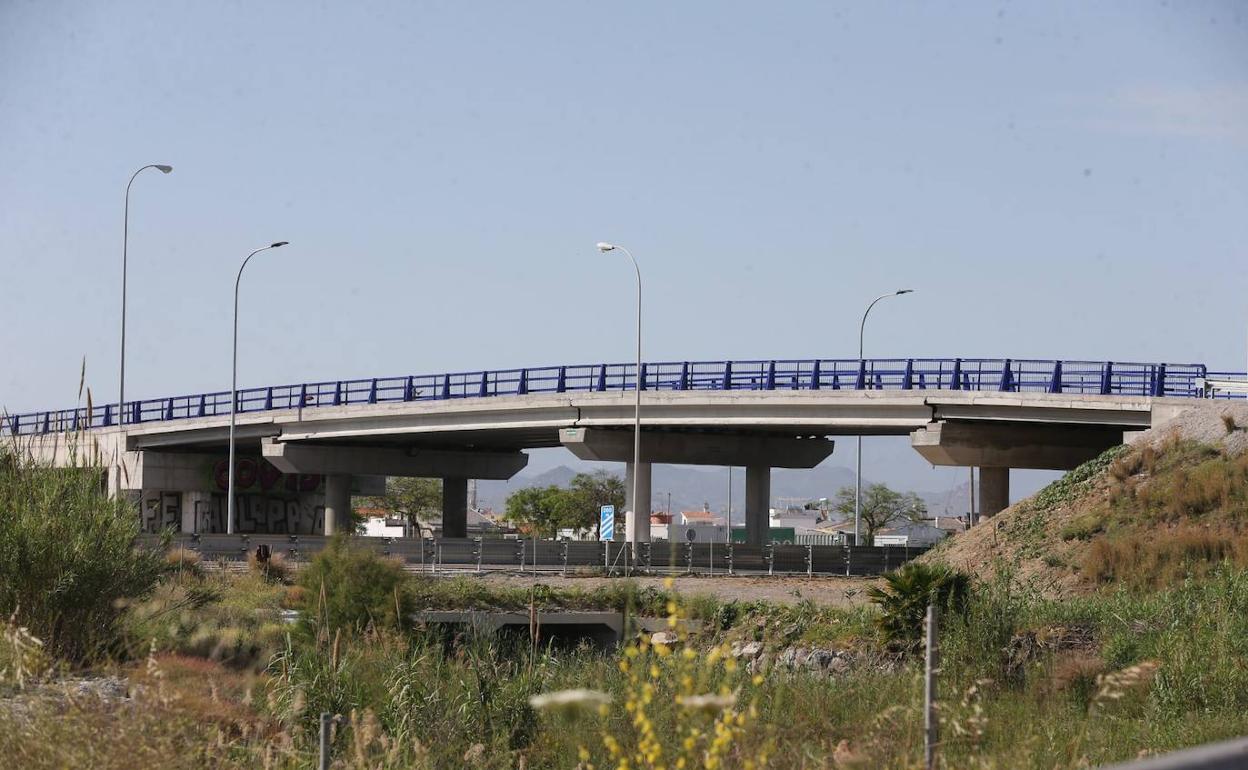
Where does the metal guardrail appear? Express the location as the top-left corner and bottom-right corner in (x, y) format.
(3, 357), (1226, 436)
(151, 534), (928, 577)
(1095, 737), (1248, 770)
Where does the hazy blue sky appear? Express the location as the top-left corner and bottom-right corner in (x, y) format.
(2, 1), (1246, 493)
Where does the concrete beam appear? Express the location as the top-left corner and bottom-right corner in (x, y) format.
(560, 427), (834, 469)
(261, 439), (528, 480)
(910, 421), (1122, 471)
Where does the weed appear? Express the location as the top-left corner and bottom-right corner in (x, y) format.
(0, 450), (165, 663)
(297, 535), (414, 636)
(867, 562), (970, 651)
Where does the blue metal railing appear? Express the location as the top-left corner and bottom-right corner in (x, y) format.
(0, 357), (1229, 437)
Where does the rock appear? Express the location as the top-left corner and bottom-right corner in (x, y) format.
(807, 649), (836, 670)
(748, 652), (772, 675)
(650, 631), (678, 646)
(827, 656), (851, 675)
(781, 623), (801, 640)
(738, 641), (763, 659)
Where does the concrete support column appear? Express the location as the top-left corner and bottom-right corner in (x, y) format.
(624, 462), (652, 542)
(442, 476), (469, 538)
(181, 491), (213, 534)
(324, 474), (352, 536)
(744, 465), (771, 545)
(979, 467), (1010, 519)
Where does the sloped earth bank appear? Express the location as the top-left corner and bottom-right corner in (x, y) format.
(926, 402), (1248, 596)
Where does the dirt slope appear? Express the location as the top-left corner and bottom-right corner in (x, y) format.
(926, 402), (1248, 596)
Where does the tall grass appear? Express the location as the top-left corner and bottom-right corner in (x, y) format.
(0, 449), (164, 663)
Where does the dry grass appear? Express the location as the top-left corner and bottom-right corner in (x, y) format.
(165, 547), (204, 577)
(1083, 527), (1248, 590)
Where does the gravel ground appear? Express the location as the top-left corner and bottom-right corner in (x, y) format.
(457, 572), (881, 608)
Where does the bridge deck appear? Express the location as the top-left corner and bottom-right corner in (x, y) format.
(4, 357), (1233, 439)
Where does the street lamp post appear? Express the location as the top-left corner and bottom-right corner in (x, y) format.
(854, 289), (914, 544)
(596, 242), (646, 545)
(227, 241), (289, 535)
(119, 164), (173, 426)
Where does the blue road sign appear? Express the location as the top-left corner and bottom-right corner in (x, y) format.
(600, 505), (615, 541)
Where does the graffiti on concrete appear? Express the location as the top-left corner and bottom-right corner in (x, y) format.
(141, 491), (181, 532)
(141, 490), (328, 535)
(235, 494), (326, 535)
(208, 457), (323, 494)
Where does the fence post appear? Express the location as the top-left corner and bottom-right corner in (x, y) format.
(924, 604), (940, 770)
(806, 544), (813, 576)
(845, 545), (851, 577)
(561, 539), (569, 576)
(474, 537), (483, 574)
(727, 543), (734, 575)
(319, 712), (332, 770)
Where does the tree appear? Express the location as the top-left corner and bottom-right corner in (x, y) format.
(504, 485), (568, 537)
(365, 477), (442, 532)
(564, 471), (626, 532)
(503, 471), (626, 537)
(833, 483), (926, 543)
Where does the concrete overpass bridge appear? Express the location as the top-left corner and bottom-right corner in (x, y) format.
(2, 357), (1230, 543)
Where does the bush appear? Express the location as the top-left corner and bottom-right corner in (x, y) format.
(123, 572), (288, 669)
(0, 450), (165, 663)
(247, 549), (292, 584)
(297, 536), (413, 635)
(867, 562), (970, 651)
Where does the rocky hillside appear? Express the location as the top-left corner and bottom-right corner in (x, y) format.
(927, 402), (1248, 596)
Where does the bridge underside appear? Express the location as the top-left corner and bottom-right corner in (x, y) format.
(19, 389), (1190, 543)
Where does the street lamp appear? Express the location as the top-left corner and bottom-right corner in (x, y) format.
(854, 289), (914, 544)
(119, 164), (173, 426)
(227, 241), (289, 534)
(596, 242), (646, 544)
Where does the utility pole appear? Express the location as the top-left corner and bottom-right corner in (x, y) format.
(924, 604), (940, 770)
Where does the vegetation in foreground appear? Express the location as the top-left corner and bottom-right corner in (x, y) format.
(7, 441), (1248, 768)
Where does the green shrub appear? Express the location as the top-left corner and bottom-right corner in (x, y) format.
(297, 535), (413, 635)
(1061, 512), (1106, 541)
(867, 562), (970, 651)
(0, 450), (164, 663)
(1031, 445), (1128, 511)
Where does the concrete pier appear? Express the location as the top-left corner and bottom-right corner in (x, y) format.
(624, 461), (652, 542)
(442, 476), (469, 538)
(744, 465), (771, 545)
(978, 467), (1010, 518)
